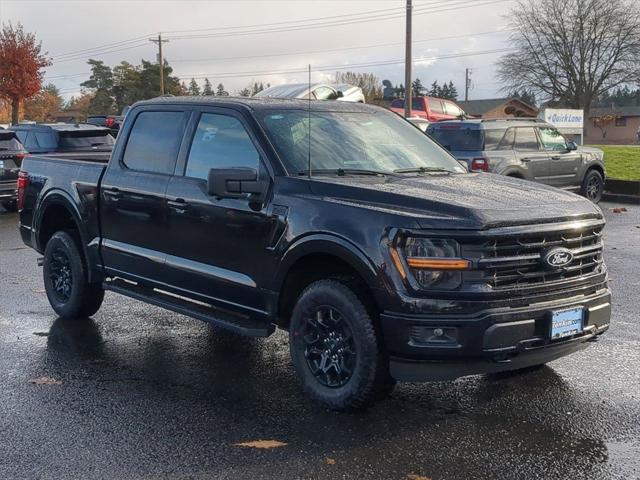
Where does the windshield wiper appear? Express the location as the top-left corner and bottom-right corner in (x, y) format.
(297, 168), (397, 177)
(393, 166), (452, 174)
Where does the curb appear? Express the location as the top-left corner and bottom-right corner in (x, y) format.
(602, 192), (640, 205)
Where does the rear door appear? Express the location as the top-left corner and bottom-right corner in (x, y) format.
(426, 98), (446, 121)
(537, 126), (581, 187)
(162, 108), (275, 315)
(100, 108), (190, 282)
(513, 126), (549, 183)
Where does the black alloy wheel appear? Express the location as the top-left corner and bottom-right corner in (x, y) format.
(302, 306), (357, 388)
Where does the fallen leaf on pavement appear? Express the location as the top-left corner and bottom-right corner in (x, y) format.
(233, 440), (287, 449)
(325, 457), (336, 465)
(29, 377), (62, 385)
(32, 332), (49, 337)
(407, 475), (431, 480)
(611, 207), (628, 213)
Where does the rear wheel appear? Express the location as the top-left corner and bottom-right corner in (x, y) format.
(43, 231), (104, 319)
(581, 169), (604, 203)
(289, 280), (392, 411)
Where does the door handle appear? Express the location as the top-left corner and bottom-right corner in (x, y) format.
(103, 188), (122, 200)
(167, 198), (190, 214)
(551, 155), (561, 160)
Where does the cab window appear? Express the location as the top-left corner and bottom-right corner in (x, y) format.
(185, 113), (260, 181)
(429, 100), (445, 114)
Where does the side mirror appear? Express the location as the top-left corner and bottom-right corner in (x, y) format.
(336, 90), (344, 98)
(207, 167), (266, 199)
(567, 141), (578, 151)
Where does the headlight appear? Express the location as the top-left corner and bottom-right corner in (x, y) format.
(392, 238), (470, 289)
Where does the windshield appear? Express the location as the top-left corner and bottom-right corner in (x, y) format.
(58, 130), (115, 149)
(258, 109), (463, 175)
(427, 126), (484, 152)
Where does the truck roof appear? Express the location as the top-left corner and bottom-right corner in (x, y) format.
(430, 118), (552, 129)
(10, 123), (111, 133)
(134, 95), (377, 113)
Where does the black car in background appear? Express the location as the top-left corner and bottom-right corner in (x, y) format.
(10, 123), (115, 154)
(0, 130), (28, 212)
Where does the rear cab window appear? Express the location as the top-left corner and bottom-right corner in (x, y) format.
(0, 132), (24, 152)
(122, 110), (188, 175)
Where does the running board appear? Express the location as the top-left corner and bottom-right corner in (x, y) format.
(103, 278), (274, 337)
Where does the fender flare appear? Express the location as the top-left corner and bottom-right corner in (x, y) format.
(34, 189), (86, 251)
(273, 233), (381, 293)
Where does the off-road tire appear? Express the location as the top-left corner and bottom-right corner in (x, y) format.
(289, 279), (391, 411)
(43, 231), (104, 319)
(581, 169), (604, 203)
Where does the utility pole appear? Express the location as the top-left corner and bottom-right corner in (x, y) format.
(404, 0), (412, 118)
(465, 68), (472, 101)
(149, 34), (169, 95)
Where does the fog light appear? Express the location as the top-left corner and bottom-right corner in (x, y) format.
(409, 326), (459, 346)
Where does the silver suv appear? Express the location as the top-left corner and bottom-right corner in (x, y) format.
(427, 118), (606, 202)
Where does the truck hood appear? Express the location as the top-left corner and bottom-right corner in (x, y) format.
(309, 173), (602, 230)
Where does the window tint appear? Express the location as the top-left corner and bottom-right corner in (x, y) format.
(496, 127), (515, 150)
(34, 132), (58, 150)
(185, 113), (260, 180)
(483, 128), (508, 150)
(428, 126), (483, 151)
(514, 127), (540, 151)
(538, 127), (567, 151)
(313, 86), (337, 100)
(391, 99), (403, 108)
(429, 100), (444, 114)
(14, 131), (27, 144)
(123, 111), (186, 174)
(58, 130), (114, 150)
(444, 102), (463, 117)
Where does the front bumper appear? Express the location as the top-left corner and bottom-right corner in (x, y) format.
(382, 288), (611, 381)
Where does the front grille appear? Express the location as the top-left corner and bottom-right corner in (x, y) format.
(477, 224), (604, 289)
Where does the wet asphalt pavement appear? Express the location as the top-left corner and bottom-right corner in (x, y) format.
(0, 203), (639, 480)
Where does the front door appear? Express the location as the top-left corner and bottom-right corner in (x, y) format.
(163, 109), (275, 316)
(100, 109), (189, 282)
(514, 126), (550, 183)
(537, 126), (582, 187)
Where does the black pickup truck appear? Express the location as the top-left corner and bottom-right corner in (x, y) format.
(18, 97), (611, 410)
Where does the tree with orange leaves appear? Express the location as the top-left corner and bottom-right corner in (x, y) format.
(0, 22), (51, 125)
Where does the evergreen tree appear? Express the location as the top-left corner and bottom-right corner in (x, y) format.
(216, 83), (229, 96)
(202, 78), (214, 96)
(411, 78), (425, 97)
(238, 87), (251, 97)
(429, 81), (440, 97)
(188, 78), (200, 96)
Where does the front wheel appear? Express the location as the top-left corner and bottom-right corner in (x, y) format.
(289, 280), (392, 411)
(581, 169), (604, 203)
(43, 231), (104, 319)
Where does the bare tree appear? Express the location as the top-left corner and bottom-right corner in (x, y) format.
(334, 71), (382, 103)
(497, 0), (640, 113)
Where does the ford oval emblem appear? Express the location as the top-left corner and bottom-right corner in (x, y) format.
(543, 248), (574, 269)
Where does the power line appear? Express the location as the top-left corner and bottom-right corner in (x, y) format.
(177, 48), (514, 80)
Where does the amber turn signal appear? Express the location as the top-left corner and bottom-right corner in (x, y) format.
(406, 258), (471, 270)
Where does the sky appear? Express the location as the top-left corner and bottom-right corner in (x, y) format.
(0, 0), (517, 102)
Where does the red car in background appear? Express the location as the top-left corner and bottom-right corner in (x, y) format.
(389, 96), (466, 122)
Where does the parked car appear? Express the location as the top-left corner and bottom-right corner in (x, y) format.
(10, 123), (115, 154)
(0, 130), (28, 211)
(426, 118), (606, 202)
(86, 115), (109, 127)
(18, 97), (610, 411)
(255, 83), (365, 102)
(389, 96), (466, 122)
